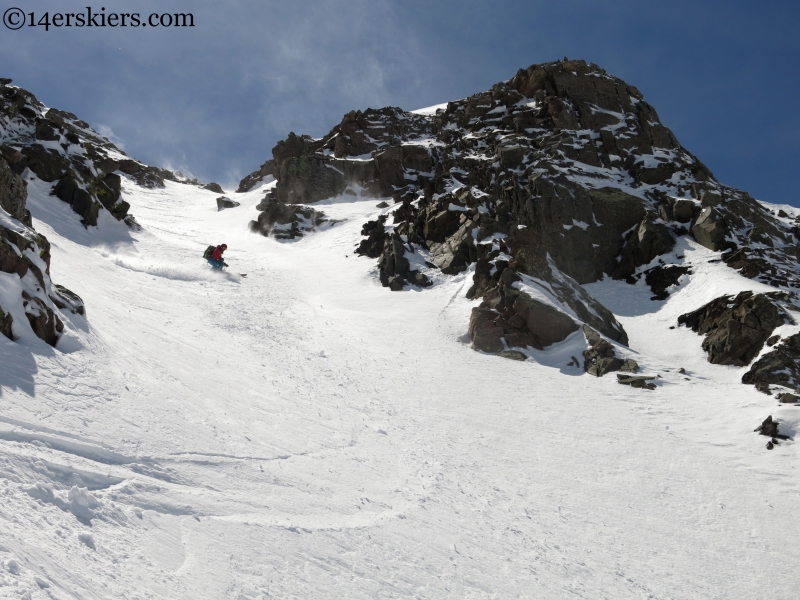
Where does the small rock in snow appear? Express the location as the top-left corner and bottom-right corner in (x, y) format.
(78, 533), (95, 549)
(5, 559), (19, 574)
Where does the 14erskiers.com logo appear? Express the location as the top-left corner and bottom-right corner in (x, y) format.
(4, 7), (195, 30)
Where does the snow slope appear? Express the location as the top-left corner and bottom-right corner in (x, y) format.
(0, 178), (798, 599)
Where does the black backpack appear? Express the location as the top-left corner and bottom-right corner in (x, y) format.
(203, 245), (215, 259)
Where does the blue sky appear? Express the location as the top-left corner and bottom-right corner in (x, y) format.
(3, 0), (798, 204)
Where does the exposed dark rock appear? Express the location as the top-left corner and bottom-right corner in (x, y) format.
(0, 305), (11, 340)
(678, 291), (791, 366)
(0, 163), (81, 346)
(428, 218), (477, 275)
(53, 172), (102, 226)
(21, 144), (69, 182)
(766, 335), (780, 346)
(721, 246), (800, 289)
(511, 292), (580, 346)
(123, 215), (141, 231)
(277, 155), (379, 204)
(202, 182), (225, 194)
(778, 393), (798, 404)
(248, 191), (327, 240)
(375, 233), (430, 290)
(583, 325), (624, 376)
(620, 359), (639, 373)
(273, 132), (316, 166)
(237, 159), (276, 193)
(216, 196), (240, 211)
(50, 284), (85, 316)
(240, 58), (800, 368)
(378, 233), (411, 287)
(0, 157), (28, 223)
(692, 207), (730, 251)
(354, 215), (389, 259)
(613, 216), (675, 280)
(22, 291), (63, 347)
(498, 350), (527, 361)
(34, 119), (60, 142)
(497, 145), (525, 168)
(468, 307), (507, 353)
(498, 232), (629, 344)
(469, 270), (588, 355)
(117, 160), (170, 189)
(754, 415), (790, 441)
(643, 264), (691, 300)
(672, 199), (698, 223)
(0, 144), (28, 175)
(0, 81), (202, 228)
(742, 333), (800, 395)
(279, 155), (341, 204)
(617, 373), (657, 390)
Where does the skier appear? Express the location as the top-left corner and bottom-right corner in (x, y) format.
(204, 243), (228, 270)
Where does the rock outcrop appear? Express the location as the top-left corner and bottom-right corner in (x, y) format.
(248, 193), (328, 240)
(742, 333), (800, 395)
(239, 58), (800, 364)
(677, 291), (794, 367)
(0, 155), (30, 225)
(202, 182), (225, 194)
(583, 325), (624, 376)
(0, 78), (218, 228)
(237, 159), (276, 193)
(216, 196), (240, 211)
(0, 155), (83, 346)
(617, 373), (656, 390)
(754, 415), (792, 449)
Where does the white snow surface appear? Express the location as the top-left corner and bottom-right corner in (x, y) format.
(1, 179), (799, 599)
(411, 103), (449, 116)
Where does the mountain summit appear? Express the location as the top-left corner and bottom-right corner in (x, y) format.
(240, 58), (800, 394)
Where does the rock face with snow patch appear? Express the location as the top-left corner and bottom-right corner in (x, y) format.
(249, 193), (328, 240)
(236, 159), (276, 193)
(216, 196), (240, 211)
(583, 325), (625, 376)
(241, 58), (800, 362)
(0, 157), (83, 345)
(677, 291), (794, 367)
(742, 333), (800, 395)
(0, 79), (217, 228)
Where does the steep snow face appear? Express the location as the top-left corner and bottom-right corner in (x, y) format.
(0, 179), (799, 598)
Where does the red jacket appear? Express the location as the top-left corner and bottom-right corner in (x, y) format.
(212, 246), (225, 260)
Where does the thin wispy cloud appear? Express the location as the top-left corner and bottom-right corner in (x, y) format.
(1, 0), (797, 202)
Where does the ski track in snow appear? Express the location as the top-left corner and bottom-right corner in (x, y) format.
(0, 179), (798, 599)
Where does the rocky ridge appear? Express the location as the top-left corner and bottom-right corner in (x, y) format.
(0, 78), (215, 228)
(241, 59), (800, 386)
(0, 77), (218, 348)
